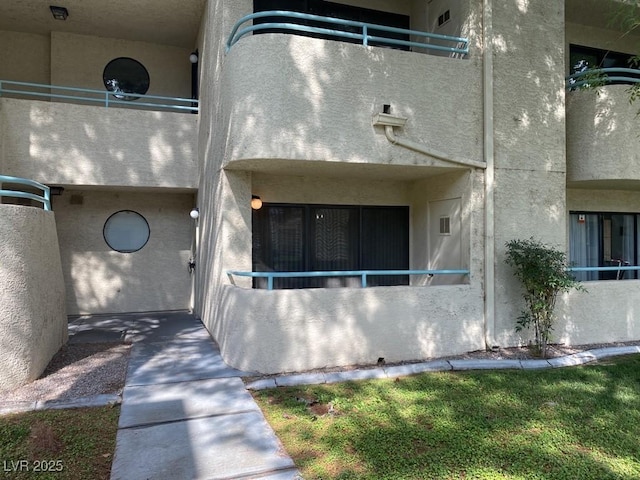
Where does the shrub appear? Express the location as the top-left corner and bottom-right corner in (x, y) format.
(505, 238), (585, 358)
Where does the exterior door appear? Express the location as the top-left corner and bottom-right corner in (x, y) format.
(428, 198), (462, 285)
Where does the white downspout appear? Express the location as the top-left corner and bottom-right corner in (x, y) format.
(383, 125), (487, 169)
(372, 113), (487, 170)
(483, 0), (497, 349)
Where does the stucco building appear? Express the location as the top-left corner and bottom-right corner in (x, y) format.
(1, 0), (639, 385)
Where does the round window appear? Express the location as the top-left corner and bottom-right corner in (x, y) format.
(103, 57), (150, 101)
(103, 210), (150, 253)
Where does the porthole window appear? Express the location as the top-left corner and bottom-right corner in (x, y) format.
(103, 57), (150, 101)
(103, 210), (150, 253)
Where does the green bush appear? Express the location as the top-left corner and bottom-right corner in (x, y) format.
(505, 238), (585, 357)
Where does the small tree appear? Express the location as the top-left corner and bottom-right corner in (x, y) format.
(505, 238), (585, 358)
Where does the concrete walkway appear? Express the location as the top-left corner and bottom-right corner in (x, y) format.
(103, 312), (301, 480)
(4, 312), (640, 479)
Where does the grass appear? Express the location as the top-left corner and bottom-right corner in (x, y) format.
(0, 406), (119, 479)
(253, 355), (640, 480)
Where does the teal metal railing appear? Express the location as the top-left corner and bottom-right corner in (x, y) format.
(0, 175), (51, 211)
(226, 11), (469, 55)
(0, 80), (198, 113)
(566, 67), (640, 89)
(567, 264), (640, 281)
(227, 269), (470, 290)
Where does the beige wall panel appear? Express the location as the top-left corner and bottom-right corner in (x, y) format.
(492, 169), (567, 347)
(490, 0), (567, 348)
(0, 206), (67, 391)
(567, 87), (640, 186)
(194, 0), (252, 328)
(54, 191), (194, 315)
(252, 173), (410, 205)
(492, 0), (565, 173)
(568, 189), (640, 213)
(221, 34), (482, 170)
(558, 283), (640, 345)
(50, 32), (192, 98)
(217, 284), (485, 374)
(0, 98), (197, 188)
(0, 31), (50, 84)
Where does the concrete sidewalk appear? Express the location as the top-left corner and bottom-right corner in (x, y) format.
(104, 312), (301, 480)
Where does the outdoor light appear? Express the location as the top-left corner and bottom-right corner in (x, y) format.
(49, 6), (68, 20)
(49, 186), (65, 196)
(251, 195), (263, 210)
(189, 51), (199, 64)
(189, 207), (200, 219)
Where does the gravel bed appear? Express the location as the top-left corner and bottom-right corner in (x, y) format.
(2, 339), (639, 406)
(0, 342), (131, 404)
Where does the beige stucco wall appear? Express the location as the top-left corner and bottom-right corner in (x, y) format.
(195, 0), (488, 372)
(566, 87), (640, 187)
(558, 282), (640, 344)
(221, 33), (482, 172)
(0, 205), (67, 391)
(51, 32), (192, 99)
(0, 98), (197, 189)
(218, 284), (484, 374)
(0, 31), (50, 84)
(54, 190), (195, 315)
(490, 0), (567, 347)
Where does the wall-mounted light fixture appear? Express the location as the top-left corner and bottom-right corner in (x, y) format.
(189, 207), (200, 219)
(251, 195), (263, 210)
(189, 51), (199, 64)
(49, 186), (65, 196)
(49, 5), (69, 20)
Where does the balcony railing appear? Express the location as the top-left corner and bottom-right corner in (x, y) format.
(566, 67), (640, 89)
(0, 80), (198, 113)
(227, 269), (470, 290)
(567, 265), (640, 281)
(226, 11), (469, 56)
(0, 175), (51, 211)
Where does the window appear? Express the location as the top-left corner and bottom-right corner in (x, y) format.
(569, 212), (638, 281)
(253, 0), (410, 50)
(103, 57), (150, 101)
(103, 210), (150, 253)
(252, 204), (409, 288)
(569, 45), (638, 85)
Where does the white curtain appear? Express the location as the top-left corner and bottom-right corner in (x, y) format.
(569, 214), (599, 281)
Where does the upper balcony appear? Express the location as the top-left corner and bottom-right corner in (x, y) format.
(0, 89), (198, 190)
(566, 69), (640, 189)
(0, 0), (201, 190)
(220, 7), (483, 178)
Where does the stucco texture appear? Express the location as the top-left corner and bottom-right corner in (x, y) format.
(567, 86), (640, 188)
(54, 190), (195, 315)
(218, 284), (485, 374)
(0, 98), (197, 189)
(51, 32), (192, 99)
(0, 205), (67, 391)
(0, 30), (50, 84)
(220, 33), (483, 172)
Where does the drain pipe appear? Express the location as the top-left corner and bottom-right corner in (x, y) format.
(483, 0), (497, 350)
(372, 112), (487, 170)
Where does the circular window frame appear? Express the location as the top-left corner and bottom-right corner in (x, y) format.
(103, 210), (150, 253)
(103, 57), (150, 101)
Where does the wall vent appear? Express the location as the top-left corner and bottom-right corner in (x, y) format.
(437, 10), (450, 27)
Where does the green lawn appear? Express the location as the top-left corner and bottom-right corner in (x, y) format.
(253, 355), (640, 480)
(0, 406), (119, 479)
